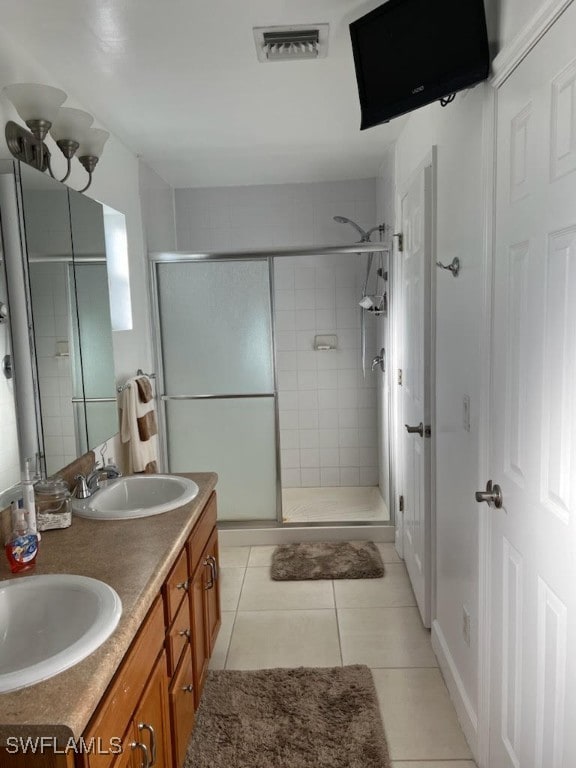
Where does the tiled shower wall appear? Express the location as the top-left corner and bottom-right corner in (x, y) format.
(173, 178), (382, 488)
(29, 263), (76, 476)
(274, 254), (379, 488)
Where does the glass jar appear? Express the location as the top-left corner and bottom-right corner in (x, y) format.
(35, 477), (72, 531)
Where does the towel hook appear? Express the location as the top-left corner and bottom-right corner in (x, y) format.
(436, 257), (460, 277)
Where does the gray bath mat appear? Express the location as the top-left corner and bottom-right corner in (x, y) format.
(185, 665), (391, 768)
(271, 541), (385, 580)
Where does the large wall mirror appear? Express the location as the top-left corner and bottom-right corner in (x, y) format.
(0, 162), (124, 483)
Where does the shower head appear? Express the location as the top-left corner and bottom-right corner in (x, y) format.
(333, 216), (387, 243)
(333, 215), (369, 241)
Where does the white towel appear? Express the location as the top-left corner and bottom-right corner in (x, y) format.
(119, 376), (158, 473)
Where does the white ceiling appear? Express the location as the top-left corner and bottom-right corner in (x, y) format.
(0, 0), (405, 188)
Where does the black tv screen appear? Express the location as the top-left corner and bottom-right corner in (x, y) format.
(350, 0), (490, 129)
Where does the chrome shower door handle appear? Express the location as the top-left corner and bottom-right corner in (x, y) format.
(405, 422), (424, 437)
(475, 480), (503, 509)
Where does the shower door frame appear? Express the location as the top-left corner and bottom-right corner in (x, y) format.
(149, 245), (395, 529)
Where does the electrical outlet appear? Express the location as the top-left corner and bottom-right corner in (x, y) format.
(462, 606), (471, 646)
(463, 395), (471, 432)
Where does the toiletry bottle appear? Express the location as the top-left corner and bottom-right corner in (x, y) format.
(5, 502), (39, 573)
(22, 457), (40, 540)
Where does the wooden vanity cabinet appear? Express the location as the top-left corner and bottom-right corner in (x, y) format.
(0, 490), (221, 768)
(186, 492), (221, 709)
(81, 597), (170, 768)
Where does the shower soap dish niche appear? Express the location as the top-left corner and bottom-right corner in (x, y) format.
(314, 334), (337, 351)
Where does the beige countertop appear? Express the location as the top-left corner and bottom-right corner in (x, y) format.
(0, 472), (218, 746)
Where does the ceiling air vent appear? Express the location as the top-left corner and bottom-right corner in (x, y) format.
(253, 24), (329, 63)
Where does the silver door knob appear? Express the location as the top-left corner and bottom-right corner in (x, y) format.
(475, 480), (503, 509)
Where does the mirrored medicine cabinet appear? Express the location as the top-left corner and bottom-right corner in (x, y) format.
(0, 161), (126, 496)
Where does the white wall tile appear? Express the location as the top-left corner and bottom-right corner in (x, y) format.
(275, 331), (297, 351)
(298, 390), (318, 410)
(281, 449), (300, 469)
(319, 429), (339, 448)
(321, 468), (340, 486)
(320, 448), (339, 467)
(279, 391), (299, 410)
(300, 448), (320, 468)
(319, 409), (339, 429)
(281, 430), (299, 450)
(299, 410), (319, 430)
(298, 370), (318, 390)
(295, 310), (316, 331)
(275, 290), (295, 311)
(318, 389), (339, 410)
(282, 468), (301, 487)
(340, 447), (360, 467)
(295, 289), (316, 310)
(275, 310), (296, 331)
(278, 371), (298, 391)
(340, 467), (360, 486)
(295, 265), (316, 289)
(300, 430), (320, 449)
(301, 468), (320, 487)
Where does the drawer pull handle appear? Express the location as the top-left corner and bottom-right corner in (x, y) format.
(178, 628), (191, 640)
(182, 683), (194, 693)
(203, 557), (214, 590)
(138, 723), (157, 767)
(176, 580), (189, 591)
(208, 554), (218, 582)
(131, 741), (150, 768)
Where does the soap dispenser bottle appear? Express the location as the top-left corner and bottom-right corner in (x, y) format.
(5, 502), (39, 573)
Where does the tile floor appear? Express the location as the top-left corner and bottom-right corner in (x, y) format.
(212, 544), (476, 768)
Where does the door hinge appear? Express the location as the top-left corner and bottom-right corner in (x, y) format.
(394, 232), (404, 252)
(397, 368), (403, 386)
(399, 495), (404, 513)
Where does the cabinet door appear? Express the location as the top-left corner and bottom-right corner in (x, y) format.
(203, 528), (221, 655)
(169, 650), (195, 767)
(189, 558), (209, 709)
(133, 652), (172, 768)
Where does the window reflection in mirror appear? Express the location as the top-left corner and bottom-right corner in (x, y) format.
(19, 165), (118, 477)
(68, 192), (117, 454)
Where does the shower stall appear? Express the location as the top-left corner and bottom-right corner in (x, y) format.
(150, 235), (393, 528)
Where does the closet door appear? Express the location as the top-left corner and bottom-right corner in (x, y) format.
(156, 259), (278, 522)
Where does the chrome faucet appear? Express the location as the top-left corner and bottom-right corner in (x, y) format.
(73, 463), (122, 499)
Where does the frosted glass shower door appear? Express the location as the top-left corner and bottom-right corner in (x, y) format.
(156, 260), (278, 522)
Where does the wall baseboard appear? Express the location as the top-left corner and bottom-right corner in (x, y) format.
(432, 619), (479, 761)
(219, 524), (395, 547)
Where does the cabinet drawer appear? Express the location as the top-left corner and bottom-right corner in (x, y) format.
(187, 492), (217, 573)
(163, 547), (189, 625)
(169, 650), (195, 767)
(166, 594), (191, 677)
(83, 597), (165, 768)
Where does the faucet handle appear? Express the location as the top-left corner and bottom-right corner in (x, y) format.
(73, 474), (91, 499)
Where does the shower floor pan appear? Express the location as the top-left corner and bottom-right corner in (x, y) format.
(282, 486), (389, 524)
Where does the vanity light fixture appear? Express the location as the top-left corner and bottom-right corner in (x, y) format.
(3, 83), (109, 193)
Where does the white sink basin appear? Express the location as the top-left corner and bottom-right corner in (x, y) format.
(72, 474), (199, 520)
(0, 574), (122, 693)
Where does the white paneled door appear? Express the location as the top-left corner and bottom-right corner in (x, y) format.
(400, 164), (432, 627)
(487, 4), (576, 766)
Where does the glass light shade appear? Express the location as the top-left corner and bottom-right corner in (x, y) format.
(2, 83), (67, 124)
(49, 107), (94, 143)
(78, 128), (110, 158)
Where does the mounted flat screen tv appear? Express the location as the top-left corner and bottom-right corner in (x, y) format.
(350, 0), (490, 129)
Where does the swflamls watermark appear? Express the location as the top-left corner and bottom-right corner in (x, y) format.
(5, 736), (123, 755)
